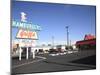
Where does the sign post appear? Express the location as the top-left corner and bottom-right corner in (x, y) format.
(26, 46), (29, 60)
(31, 48), (35, 59)
(19, 39), (22, 61)
(19, 47), (22, 61)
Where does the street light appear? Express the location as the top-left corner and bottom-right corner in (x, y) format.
(66, 26), (69, 49)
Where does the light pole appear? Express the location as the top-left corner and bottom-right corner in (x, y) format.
(66, 26), (69, 49)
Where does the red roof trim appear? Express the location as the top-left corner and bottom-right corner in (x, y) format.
(76, 39), (96, 45)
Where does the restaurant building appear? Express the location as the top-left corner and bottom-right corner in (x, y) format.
(76, 34), (96, 50)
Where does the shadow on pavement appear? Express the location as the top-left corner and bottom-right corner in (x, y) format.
(71, 55), (96, 66)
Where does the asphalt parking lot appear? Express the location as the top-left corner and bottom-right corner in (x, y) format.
(11, 49), (96, 74)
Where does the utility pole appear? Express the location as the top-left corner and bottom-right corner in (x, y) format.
(52, 36), (54, 49)
(66, 26), (69, 49)
(70, 40), (71, 46)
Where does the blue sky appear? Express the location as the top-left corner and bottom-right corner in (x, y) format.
(12, 1), (96, 45)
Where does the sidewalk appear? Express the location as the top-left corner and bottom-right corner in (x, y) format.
(12, 56), (46, 68)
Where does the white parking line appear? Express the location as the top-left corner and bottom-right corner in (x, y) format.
(12, 56), (46, 69)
